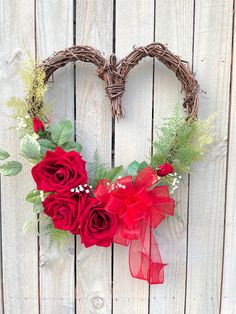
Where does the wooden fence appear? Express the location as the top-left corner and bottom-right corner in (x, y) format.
(0, 0), (235, 313)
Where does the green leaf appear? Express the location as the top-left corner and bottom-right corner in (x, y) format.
(127, 160), (140, 176)
(33, 203), (43, 214)
(38, 139), (56, 150)
(105, 166), (124, 181)
(38, 139), (56, 155)
(0, 161), (22, 176)
(37, 129), (44, 138)
(51, 120), (73, 146)
(26, 190), (42, 204)
(61, 141), (82, 153)
(0, 148), (10, 160)
(20, 134), (41, 160)
(23, 219), (34, 234)
(94, 165), (124, 186)
(138, 161), (149, 172)
(95, 166), (108, 182)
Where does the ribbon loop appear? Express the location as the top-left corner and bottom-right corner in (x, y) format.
(129, 223), (165, 284)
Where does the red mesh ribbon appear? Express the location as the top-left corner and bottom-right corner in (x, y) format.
(94, 167), (175, 284)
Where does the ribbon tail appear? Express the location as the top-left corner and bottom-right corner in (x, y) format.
(128, 223), (166, 284)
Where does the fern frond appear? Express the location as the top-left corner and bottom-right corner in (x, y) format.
(151, 106), (215, 174)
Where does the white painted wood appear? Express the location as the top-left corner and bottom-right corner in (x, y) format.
(186, 1), (233, 313)
(0, 1), (38, 313)
(150, 1), (194, 313)
(114, 1), (154, 313)
(36, 1), (75, 313)
(75, 1), (113, 313)
(220, 6), (236, 313)
(36, 1), (75, 121)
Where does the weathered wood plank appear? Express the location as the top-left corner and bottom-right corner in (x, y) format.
(0, 199), (3, 314)
(186, 1), (233, 313)
(36, 1), (75, 313)
(220, 4), (236, 313)
(75, 1), (113, 313)
(114, 1), (154, 313)
(150, 1), (194, 313)
(0, 0), (39, 313)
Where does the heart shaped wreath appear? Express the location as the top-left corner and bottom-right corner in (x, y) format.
(0, 43), (213, 284)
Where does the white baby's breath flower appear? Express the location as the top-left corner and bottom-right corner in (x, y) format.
(40, 190), (45, 202)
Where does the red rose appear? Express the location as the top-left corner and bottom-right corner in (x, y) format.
(43, 193), (85, 234)
(156, 163), (174, 176)
(33, 116), (44, 133)
(32, 147), (88, 193)
(80, 198), (118, 248)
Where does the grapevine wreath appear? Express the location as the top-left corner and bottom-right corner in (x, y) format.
(0, 43), (213, 284)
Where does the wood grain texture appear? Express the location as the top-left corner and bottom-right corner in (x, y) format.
(220, 4), (236, 313)
(185, 1), (233, 313)
(150, 1), (194, 313)
(75, 1), (113, 313)
(0, 239), (2, 314)
(0, 2), (236, 313)
(0, 184), (3, 314)
(0, 1), (38, 313)
(36, 1), (75, 313)
(114, 1), (154, 313)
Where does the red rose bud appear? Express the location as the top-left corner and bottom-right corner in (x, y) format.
(156, 163), (174, 176)
(33, 116), (44, 133)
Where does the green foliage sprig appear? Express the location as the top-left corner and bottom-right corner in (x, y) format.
(41, 219), (71, 250)
(6, 54), (49, 137)
(151, 107), (214, 173)
(87, 151), (124, 189)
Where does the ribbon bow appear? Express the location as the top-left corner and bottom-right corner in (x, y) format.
(94, 166), (175, 284)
